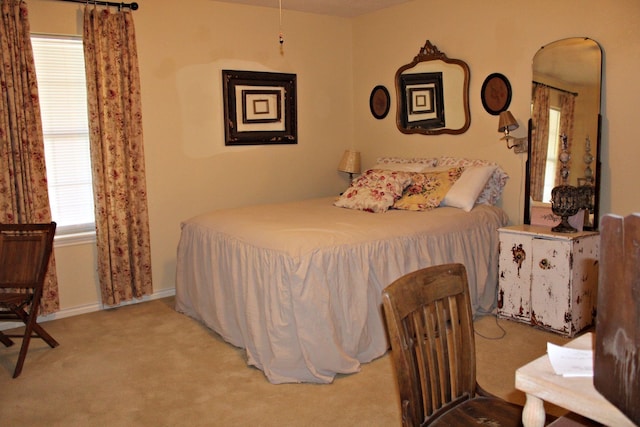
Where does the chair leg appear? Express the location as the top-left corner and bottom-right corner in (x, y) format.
(12, 315), (36, 378)
(11, 304), (58, 378)
(0, 331), (14, 347)
(31, 323), (59, 348)
(13, 307), (59, 348)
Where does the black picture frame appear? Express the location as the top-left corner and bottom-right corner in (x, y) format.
(399, 72), (445, 130)
(222, 70), (297, 145)
(369, 85), (390, 119)
(481, 73), (512, 115)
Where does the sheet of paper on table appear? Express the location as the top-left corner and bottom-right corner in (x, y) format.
(547, 342), (594, 377)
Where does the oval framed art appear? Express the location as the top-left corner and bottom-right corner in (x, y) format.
(481, 73), (512, 115)
(369, 85), (390, 119)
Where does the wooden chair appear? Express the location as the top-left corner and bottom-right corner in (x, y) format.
(594, 213), (640, 425)
(382, 263), (524, 427)
(0, 222), (58, 378)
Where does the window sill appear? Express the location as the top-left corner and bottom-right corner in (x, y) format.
(54, 231), (96, 247)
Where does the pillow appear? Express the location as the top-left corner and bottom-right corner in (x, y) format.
(394, 167), (464, 211)
(334, 169), (412, 213)
(376, 157), (439, 169)
(373, 163), (433, 173)
(442, 165), (497, 211)
(436, 157), (509, 205)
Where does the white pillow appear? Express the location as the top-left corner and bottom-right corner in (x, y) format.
(442, 165), (497, 212)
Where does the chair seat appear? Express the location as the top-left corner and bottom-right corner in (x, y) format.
(431, 396), (523, 427)
(0, 292), (32, 307)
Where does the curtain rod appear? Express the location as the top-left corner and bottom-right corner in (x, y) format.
(533, 81), (578, 97)
(58, 0), (139, 10)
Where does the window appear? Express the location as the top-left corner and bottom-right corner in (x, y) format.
(542, 107), (561, 202)
(31, 35), (95, 240)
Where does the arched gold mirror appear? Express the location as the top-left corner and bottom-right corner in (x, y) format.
(524, 37), (602, 230)
(395, 40), (470, 135)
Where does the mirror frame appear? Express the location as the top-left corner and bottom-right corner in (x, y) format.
(395, 40), (470, 135)
(524, 37), (603, 231)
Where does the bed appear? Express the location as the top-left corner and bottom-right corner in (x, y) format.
(175, 157), (509, 384)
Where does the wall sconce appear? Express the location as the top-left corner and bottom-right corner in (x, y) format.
(498, 110), (527, 153)
(337, 149), (361, 181)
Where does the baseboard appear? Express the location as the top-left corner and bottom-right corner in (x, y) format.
(0, 287), (176, 331)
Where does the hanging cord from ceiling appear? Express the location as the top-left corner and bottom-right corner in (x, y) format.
(56, 0), (139, 11)
(278, 0), (284, 46)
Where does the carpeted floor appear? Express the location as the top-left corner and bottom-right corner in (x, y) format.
(0, 297), (573, 426)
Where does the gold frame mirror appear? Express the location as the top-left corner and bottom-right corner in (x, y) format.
(524, 37), (603, 230)
(395, 40), (470, 135)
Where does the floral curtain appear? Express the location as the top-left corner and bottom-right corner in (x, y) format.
(0, 0), (59, 314)
(529, 83), (550, 201)
(83, 6), (153, 305)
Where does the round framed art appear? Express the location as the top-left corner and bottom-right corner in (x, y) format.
(369, 85), (390, 119)
(481, 73), (512, 115)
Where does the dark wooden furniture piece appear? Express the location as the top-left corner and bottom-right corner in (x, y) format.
(594, 213), (640, 425)
(0, 222), (58, 378)
(382, 263), (524, 427)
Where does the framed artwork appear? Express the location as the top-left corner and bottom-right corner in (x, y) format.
(481, 73), (512, 115)
(398, 72), (445, 130)
(222, 70), (297, 145)
(369, 85), (390, 119)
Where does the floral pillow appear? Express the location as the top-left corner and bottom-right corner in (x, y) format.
(394, 167), (464, 211)
(334, 169), (412, 213)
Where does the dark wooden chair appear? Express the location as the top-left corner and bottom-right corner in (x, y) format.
(594, 213), (640, 425)
(382, 263), (524, 427)
(0, 222), (58, 378)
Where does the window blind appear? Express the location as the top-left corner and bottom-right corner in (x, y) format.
(31, 35), (95, 235)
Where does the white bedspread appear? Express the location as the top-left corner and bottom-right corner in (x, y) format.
(175, 197), (508, 383)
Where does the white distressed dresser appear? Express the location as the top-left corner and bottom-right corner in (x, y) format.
(497, 225), (599, 337)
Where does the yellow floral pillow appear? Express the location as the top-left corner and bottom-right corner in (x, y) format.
(393, 167), (464, 211)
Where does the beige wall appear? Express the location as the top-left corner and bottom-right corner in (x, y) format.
(27, 0), (640, 316)
(352, 0), (640, 223)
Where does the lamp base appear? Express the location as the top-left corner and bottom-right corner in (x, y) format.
(552, 217), (578, 233)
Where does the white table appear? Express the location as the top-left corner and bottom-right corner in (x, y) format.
(515, 332), (636, 427)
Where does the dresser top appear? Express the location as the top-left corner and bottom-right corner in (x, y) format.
(499, 224), (599, 240)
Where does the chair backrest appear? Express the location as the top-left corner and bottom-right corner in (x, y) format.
(382, 263), (477, 427)
(0, 223), (56, 290)
(594, 213), (640, 425)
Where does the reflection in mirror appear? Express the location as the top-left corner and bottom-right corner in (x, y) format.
(395, 40), (470, 135)
(524, 37), (602, 230)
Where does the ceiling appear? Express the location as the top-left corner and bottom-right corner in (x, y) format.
(213, 0), (412, 17)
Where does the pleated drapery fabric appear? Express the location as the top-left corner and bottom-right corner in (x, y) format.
(0, 0), (59, 314)
(83, 6), (153, 305)
(530, 83), (550, 201)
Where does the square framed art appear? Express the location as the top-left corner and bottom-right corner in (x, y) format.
(398, 71), (445, 131)
(222, 70), (297, 145)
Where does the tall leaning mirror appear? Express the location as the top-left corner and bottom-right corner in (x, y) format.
(524, 37), (603, 230)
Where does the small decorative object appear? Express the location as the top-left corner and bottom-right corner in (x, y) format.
(337, 150), (361, 182)
(583, 136), (594, 184)
(577, 136), (595, 228)
(551, 134), (580, 233)
(369, 85), (390, 119)
(481, 73), (512, 115)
